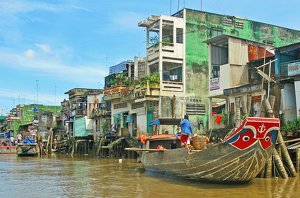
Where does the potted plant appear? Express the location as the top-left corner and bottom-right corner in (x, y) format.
(150, 72), (160, 88)
(280, 126), (287, 136)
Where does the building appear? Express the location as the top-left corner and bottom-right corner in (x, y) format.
(6, 104), (60, 139)
(64, 88), (103, 139)
(205, 34), (277, 131)
(103, 8), (300, 136)
(275, 42), (300, 124)
(137, 8), (300, 133)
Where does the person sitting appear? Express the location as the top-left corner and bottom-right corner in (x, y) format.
(180, 115), (194, 148)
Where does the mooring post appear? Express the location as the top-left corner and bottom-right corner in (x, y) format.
(296, 148), (300, 173)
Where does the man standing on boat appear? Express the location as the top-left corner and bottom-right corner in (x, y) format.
(180, 115), (193, 147)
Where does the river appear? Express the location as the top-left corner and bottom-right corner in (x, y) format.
(0, 154), (299, 198)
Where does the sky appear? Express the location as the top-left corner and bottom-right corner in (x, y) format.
(0, 0), (300, 116)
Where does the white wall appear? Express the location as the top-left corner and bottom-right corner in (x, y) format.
(281, 83), (297, 124)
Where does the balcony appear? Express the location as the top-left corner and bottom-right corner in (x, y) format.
(279, 59), (300, 78)
(91, 108), (111, 118)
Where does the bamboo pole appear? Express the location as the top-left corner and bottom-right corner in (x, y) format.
(235, 97), (241, 127)
(264, 156), (272, 178)
(296, 148), (300, 173)
(277, 132), (297, 177)
(273, 149), (289, 179)
(96, 137), (103, 157)
(258, 166), (265, 178)
(247, 94), (251, 116)
(269, 95), (276, 111)
(241, 96), (247, 115)
(263, 98), (273, 117)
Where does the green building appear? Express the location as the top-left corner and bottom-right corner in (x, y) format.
(6, 104), (60, 138)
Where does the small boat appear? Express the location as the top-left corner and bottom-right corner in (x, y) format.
(17, 139), (39, 156)
(136, 117), (279, 183)
(0, 146), (17, 154)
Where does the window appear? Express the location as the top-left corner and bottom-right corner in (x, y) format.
(176, 28), (183, 43)
(213, 30), (222, 37)
(211, 45), (228, 66)
(138, 61), (146, 79)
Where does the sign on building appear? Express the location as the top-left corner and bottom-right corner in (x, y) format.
(210, 78), (220, 91)
(288, 62), (300, 76)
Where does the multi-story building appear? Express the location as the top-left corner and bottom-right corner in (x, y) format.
(205, 34), (276, 131)
(274, 42), (300, 124)
(6, 104), (60, 139)
(137, 8), (300, 133)
(64, 88), (102, 138)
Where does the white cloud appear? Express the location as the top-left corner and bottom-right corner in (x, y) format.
(0, 50), (107, 85)
(36, 43), (51, 53)
(22, 49), (35, 58)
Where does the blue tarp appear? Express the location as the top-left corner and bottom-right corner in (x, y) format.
(22, 138), (36, 144)
(0, 132), (10, 137)
(148, 119), (160, 127)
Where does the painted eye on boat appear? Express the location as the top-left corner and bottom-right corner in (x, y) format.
(265, 136), (270, 142)
(242, 136), (250, 141)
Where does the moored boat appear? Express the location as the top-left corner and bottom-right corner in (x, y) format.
(0, 146), (17, 154)
(17, 139), (39, 156)
(137, 117), (280, 183)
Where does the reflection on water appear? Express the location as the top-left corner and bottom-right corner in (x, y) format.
(0, 154), (300, 197)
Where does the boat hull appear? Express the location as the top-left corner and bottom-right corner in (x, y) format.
(141, 117), (279, 183)
(142, 141), (274, 182)
(0, 146), (17, 154)
(16, 144), (39, 156)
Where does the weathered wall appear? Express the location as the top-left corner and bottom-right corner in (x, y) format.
(15, 105), (60, 132)
(185, 9), (300, 128)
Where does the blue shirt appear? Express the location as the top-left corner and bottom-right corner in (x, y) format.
(180, 119), (193, 134)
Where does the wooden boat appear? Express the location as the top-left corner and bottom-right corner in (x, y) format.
(0, 146), (17, 154)
(136, 117), (280, 183)
(16, 143), (39, 156)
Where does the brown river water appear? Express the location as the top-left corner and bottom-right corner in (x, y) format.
(0, 154), (300, 198)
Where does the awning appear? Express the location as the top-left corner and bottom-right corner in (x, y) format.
(0, 132), (11, 137)
(279, 42), (300, 54)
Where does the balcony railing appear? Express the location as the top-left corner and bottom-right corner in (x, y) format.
(279, 59), (300, 77)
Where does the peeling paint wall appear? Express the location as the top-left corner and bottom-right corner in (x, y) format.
(185, 9), (300, 127)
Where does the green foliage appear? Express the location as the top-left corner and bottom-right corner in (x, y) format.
(102, 121), (110, 133)
(221, 112), (230, 125)
(280, 125), (288, 132)
(242, 114), (250, 120)
(150, 72), (160, 84)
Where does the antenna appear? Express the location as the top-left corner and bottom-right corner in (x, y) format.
(55, 86), (56, 110)
(201, 0), (203, 11)
(170, 0), (172, 15)
(36, 80), (39, 104)
(105, 54), (110, 67)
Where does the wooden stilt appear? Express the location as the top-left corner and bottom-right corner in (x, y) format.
(247, 94), (251, 115)
(264, 157), (272, 178)
(277, 133), (297, 177)
(241, 96), (247, 115)
(273, 149), (289, 179)
(235, 97), (241, 127)
(296, 148), (300, 173)
(263, 98), (274, 118)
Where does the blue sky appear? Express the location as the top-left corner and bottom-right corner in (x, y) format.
(0, 0), (299, 115)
